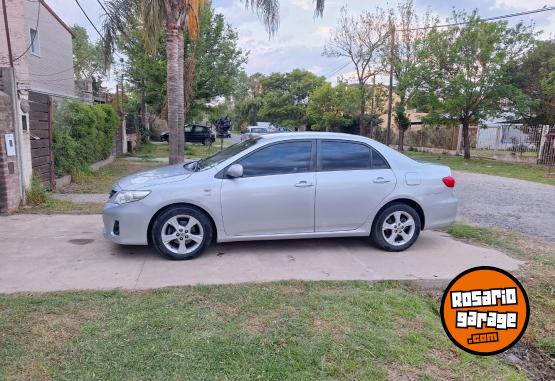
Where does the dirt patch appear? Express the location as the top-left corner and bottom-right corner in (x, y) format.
(504, 342), (555, 381)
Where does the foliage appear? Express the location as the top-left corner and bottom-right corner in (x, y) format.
(235, 69), (325, 128)
(411, 11), (535, 158)
(72, 25), (106, 82)
(186, 5), (248, 118)
(53, 101), (119, 176)
(511, 40), (555, 125)
(307, 82), (359, 131)
(394, 103), (411, 132)
(26, 174), (48, 206)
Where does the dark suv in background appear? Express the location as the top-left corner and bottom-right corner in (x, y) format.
(160, 124), (215, 145)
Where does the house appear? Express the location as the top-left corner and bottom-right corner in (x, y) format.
(0, 0), (75, 213)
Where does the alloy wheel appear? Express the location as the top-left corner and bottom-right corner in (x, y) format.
(382, 211), (416, 246)
(161, 215), (204, 254)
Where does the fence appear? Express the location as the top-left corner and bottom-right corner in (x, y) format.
(378, 123), (555, 165)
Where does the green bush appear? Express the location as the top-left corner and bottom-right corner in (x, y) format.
(26, 174), (48, 206)
(53, 101), (119, 176)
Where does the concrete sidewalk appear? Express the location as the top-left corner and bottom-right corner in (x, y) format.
(0, 214), (521, 294)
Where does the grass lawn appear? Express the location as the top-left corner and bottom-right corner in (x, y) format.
(59, 160), (163, 194)
(128, 140), (234, 160)
(405, 151), (555, 186)
(18, 197), (103, 215)
(0, 281), (525, 380)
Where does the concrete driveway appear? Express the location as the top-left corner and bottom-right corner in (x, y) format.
(0, 214), (521, 294)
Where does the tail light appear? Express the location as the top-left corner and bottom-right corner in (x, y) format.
(442, 176), (455, 188)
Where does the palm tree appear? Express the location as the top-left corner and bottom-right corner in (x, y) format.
(102, 0), (325, 164)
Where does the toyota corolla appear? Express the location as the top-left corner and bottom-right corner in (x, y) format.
(103, 132), (458, 260)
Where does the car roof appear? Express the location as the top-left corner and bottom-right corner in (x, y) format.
(258, 131), (367, 142)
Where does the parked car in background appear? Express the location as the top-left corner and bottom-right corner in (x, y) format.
(160, 124), (215, 145)
(104, 132), (458, 260)
(240, 126), (269, 141)
(269, 126), (293, 133)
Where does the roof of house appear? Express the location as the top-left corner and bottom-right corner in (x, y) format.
(39, 0), (76, 38)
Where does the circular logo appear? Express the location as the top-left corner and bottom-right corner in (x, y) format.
(440, 266), (529, 356)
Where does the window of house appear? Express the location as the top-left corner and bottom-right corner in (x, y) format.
(30, 28), (40, 55)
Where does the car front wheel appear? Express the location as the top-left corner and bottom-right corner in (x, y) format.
(152, 206), (213, 260)
(371, 203), (421, 252)
(203, 138), (212, 146)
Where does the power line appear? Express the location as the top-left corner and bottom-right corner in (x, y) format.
(326, 62), (351, 79)
(73, 0), (104, 42)
(404, 5), (555, 31)
(12, 1), (40, 61)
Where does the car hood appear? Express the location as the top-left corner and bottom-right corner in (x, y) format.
(116, 164), (193, 190)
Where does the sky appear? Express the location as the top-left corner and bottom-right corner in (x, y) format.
(47, 0), (555, 84)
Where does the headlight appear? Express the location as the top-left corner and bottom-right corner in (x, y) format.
(112, 190), (151, 205)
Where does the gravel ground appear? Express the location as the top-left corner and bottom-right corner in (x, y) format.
(454, 171), (555, 242)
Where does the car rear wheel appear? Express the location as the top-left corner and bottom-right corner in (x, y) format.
(152, 206), (213, 260)
(371, 203), (421, 252)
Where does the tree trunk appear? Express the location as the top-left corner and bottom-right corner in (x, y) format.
(462, 117), (471, 159)
(359, 98), (367, 137)
(141, 80), (149, 142)
(166, 27), (185, 164)
(177, 31), (185, 159)
(183, 42), (197, 117)
(398, 128), (405, 152)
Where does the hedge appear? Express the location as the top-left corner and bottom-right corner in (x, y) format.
(53, 101), (119, 176)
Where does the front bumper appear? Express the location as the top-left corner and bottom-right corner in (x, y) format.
(103, 201), (151, 245)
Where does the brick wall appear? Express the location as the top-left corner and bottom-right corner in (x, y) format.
(0, 90), (21, 214)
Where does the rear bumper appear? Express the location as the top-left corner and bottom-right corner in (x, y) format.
(422, 191), (458, 230)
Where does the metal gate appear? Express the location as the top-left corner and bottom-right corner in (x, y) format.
(29, 91), (55, 189)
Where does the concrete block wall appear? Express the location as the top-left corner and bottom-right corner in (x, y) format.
(0, 91), (21, 214)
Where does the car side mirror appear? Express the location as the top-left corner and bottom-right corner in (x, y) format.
(226, 164), (243, 178)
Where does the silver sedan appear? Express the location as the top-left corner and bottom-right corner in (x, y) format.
(103, 132), (458, 260)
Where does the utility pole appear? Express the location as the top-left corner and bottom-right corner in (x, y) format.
(2, 0), (14, 67)
(386, 21), (395, 147)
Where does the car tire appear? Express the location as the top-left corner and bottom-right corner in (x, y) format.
(152, 206), (213, 260)
(371, 203), (421, 252)
(203, 138), (212, 146)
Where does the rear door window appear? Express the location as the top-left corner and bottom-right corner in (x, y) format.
(319, 141), (371, 171)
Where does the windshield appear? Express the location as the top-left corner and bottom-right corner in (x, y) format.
(186, 138), (259, 171)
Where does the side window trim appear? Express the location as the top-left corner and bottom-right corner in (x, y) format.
(316, 139), (391, 171)
(223, 139), (316, 178)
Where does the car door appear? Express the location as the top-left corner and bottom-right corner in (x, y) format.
(184, 125), (193, 142)
(220, 140), (316, 236)
(314, 140), (396, 232)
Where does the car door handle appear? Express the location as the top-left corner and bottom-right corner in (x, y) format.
(294, 181), (314, 188)
(373, 177), (391, 184)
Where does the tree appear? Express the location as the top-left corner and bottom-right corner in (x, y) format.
(511, 40), (555, 126)
(103, 0), (326, 163)
(307, 81), (359, 132)
(412, 11), (535, 159)
(388, 0), (433, 151)
(257, 69), (326, 127)
(323, 6), (390, 137)
(72, 25), (105, 82)
(184, 5), (247, 119)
